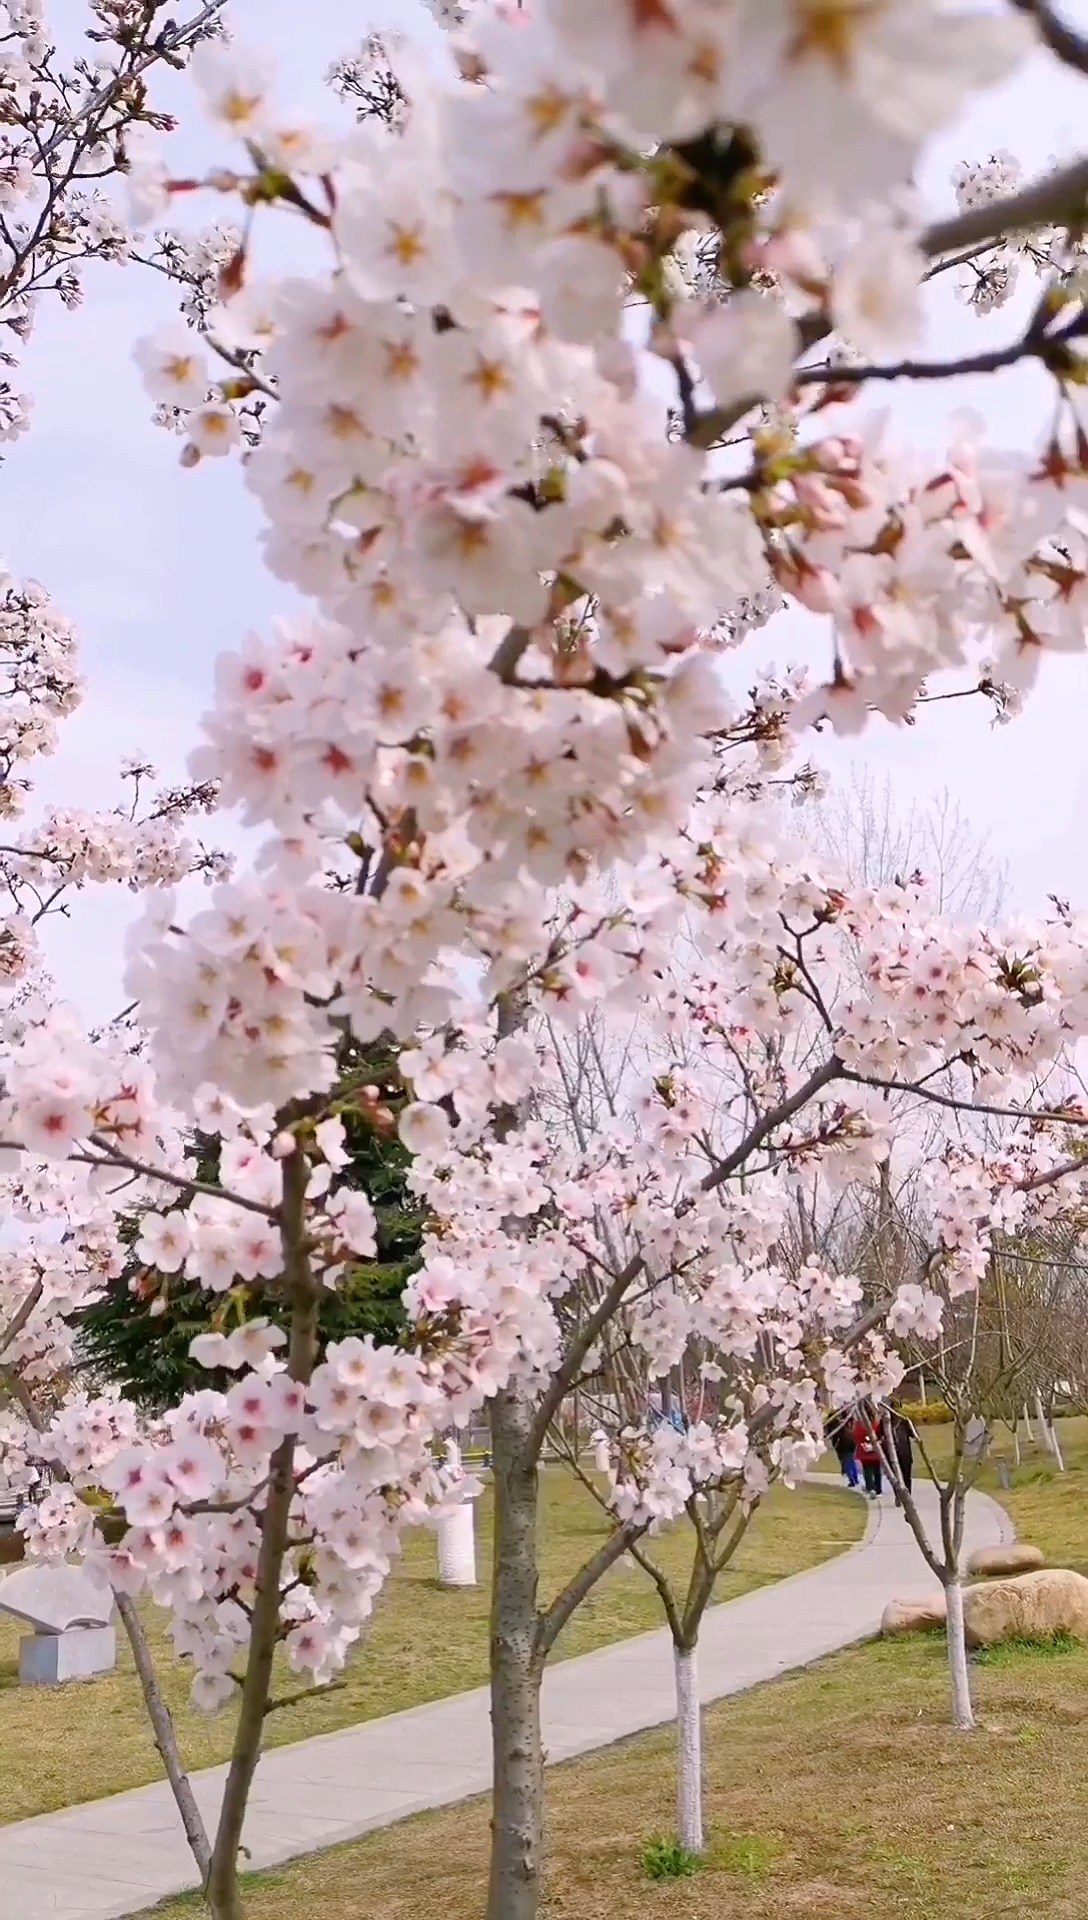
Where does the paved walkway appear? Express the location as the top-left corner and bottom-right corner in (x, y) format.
(0, 1480), (1010, 1920)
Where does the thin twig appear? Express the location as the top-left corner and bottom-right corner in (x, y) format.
(37, 1), (227, 164)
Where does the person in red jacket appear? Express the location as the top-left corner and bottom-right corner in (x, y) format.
(853, 1404), (883, 1499)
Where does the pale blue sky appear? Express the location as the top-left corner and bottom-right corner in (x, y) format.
(10, 0), (1088, 1016)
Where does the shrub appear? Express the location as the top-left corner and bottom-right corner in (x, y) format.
(641, 1837), (701, 1881)
(898, 1398), (951, 1424)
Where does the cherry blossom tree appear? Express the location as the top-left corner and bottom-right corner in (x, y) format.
(861, 1152), (1083, 1730)
(0, 0), (229, 444)
(5, 5), (1088, 1920)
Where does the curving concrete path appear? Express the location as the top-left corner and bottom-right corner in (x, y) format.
(0, 1479), (1010, 1920)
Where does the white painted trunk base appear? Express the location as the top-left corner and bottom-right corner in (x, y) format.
(437, 1501), (477, 1588)
(945, 1579), (975, 1731)
(674, 1644), (704, 1855)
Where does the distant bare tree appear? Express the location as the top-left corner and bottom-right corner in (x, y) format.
(805, 766), (1007, 923)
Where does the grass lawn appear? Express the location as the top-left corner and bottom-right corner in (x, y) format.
(0, 1470), (860, 1826)
(148, 1625), (1088, 1920)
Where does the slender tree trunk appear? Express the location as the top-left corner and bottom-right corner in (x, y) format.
(944, 1577), (975, 1731)
(674, 1642), (703, 1854)
(1013, 1421), (1022, 1466)
(1035, 1392), (1065, 1470)
(117, 1595), (212, 1884)
(4, 1353), (215, 1891)
(206, 1149), (319, 1920)
(488, 1386), (545, 1920)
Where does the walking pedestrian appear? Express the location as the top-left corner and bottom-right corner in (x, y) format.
(826, 1410), (860, 1490)
(853, 1404), (883, 1498)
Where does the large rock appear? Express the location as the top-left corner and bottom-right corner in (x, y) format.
(963, 1568), (1088, 1649)
(0, 1562), (112, 1634)
(967, 1543), (1045, 1579)
(881, 1594), (947, 1636)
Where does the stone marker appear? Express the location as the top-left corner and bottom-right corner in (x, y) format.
(19, 1625), (117, 1686)
(0, 1562), (116, 1686)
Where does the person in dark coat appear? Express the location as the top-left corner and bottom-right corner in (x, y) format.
(887, 1404), (917, 1494)
(825, 1410), (860, 1490)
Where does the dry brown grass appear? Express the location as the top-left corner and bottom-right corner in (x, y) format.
(151, 1627), (1088, 1920)
(0, 1471), (859, 1825)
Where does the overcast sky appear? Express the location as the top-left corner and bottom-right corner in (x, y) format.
(10, 0), (1088, 1019)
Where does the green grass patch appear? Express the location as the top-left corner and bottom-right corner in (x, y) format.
(974, 1630), (1079, 1666)
(708, 1832), (780, 1877)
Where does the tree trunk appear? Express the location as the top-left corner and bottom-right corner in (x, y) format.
(1013, 1421), (1022, 1466)
(674, 1642), (703, 1855)
(487, 1386), (545, 1920)
(116, 1595), (212, 1885)
(944, 1578), (975, 1731)
(1036, 1392), (1065, 1470)
(206, 1148), (318, 1920)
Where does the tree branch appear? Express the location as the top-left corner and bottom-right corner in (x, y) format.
(1012, 0), (1088, 77)
(699, 1055), (843, 1196)
(526, 1054), (844, 1460)
(0, 1279), (44, 1359)
(687, 151), (1088, 448)
(839, 1069), (1088, 1130)
(536, 1518), (647, 1656)
(922, 151), (1088, 258)
(264, 1679), (347, 1717)
(625, 1535), (684, 1643)
(37, 1), (228, 164)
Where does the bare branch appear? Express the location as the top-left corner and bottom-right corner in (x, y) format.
(536, 1518), (647, 1655)
(1012, 0), (1088, 77)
